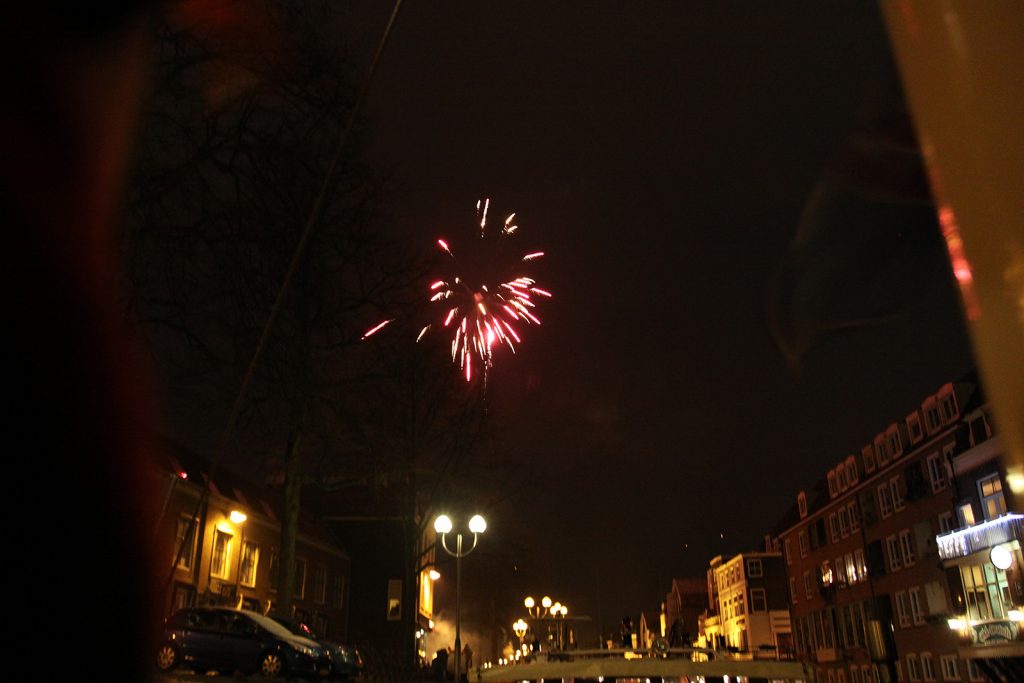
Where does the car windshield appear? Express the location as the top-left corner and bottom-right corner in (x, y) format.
(245, 612), (302, 640)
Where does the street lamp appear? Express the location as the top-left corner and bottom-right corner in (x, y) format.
(435, 513), (486, 683)
(523, 595), (569, 650)
(513, 618), (528, 653)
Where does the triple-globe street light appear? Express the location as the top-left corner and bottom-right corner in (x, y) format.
(435, 513), (486, 683)
(523, 595), (569, 651)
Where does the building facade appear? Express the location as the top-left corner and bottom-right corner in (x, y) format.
(777, 379), (999, 683)
(936, 399), (1024, 680)
(698, 551), (792, 657)
(664, 577), (711, 645)
(152, 448), (352, 642)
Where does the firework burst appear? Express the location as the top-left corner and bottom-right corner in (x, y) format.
(362, 198), (551, 383)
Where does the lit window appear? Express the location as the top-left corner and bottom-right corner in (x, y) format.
(958, 503), (976, 527)
(960, 562), (1012, 620)
(210, 529), (233, 579)
(845, 552), (857, 584)
(978, 473), (1007, 520)
(854, 549), (867, 582)
(239, 541), (259, 587)
(821, 560), (834, 586)
(176, 516), (198, 570)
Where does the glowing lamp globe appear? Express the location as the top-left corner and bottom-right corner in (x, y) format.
(991, 544), (1013, 570)
(469, 514), (487, 533)
(434, 514), (453, 534)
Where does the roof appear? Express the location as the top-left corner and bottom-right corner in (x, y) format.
(151, 433), (345, 553)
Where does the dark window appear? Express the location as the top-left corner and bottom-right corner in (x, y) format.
(904, 462), (928, 501)
(866, 540), (887, 577)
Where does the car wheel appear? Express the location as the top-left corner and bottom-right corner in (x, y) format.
(260, 651), (286, 677)
(155, 644), (178, 671)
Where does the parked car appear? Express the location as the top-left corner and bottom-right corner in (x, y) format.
(156, 606), (332, 677)
(270, 615), (364, 680)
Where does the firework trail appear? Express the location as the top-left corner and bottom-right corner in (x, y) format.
(362, 198), (550, 383)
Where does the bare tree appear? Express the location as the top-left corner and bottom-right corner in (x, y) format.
(125, 0), (419, 614)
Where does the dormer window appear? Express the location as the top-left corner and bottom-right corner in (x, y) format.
(862, 445), (876, 473)
(906, 412), (923, 444)
(828, 471), (838, 498)
(886, 426), (902, 459)
(837, 466), (848, 492)
(845, 457), (858, 485)
(923, 398), (941, 434)
(798, 491), (808, 518)
(875, 435), (890, 466)
(939, 390), (958, 424)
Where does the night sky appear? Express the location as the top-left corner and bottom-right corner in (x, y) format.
(334, 1), (977, 646)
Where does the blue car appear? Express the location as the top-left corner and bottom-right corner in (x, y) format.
(156, 606), (331, 677)
(271, 616), (364, 680)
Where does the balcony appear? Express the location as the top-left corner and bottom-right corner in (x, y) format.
(937, 514), (1024, 561)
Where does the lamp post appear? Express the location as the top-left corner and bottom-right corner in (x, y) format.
(435, 513), (486, 683)
(228, 510), (248, 604)
(523, 596), (568, 651)
(512, 618), (528, 655)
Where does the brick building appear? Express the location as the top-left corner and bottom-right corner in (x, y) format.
(775, 378), (999, 683)
(151, 444), (352, 642)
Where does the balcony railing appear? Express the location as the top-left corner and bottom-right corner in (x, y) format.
(937, 513), (1024, 561)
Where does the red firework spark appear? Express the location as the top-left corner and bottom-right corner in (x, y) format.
(362, 198), (551, 382)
